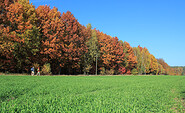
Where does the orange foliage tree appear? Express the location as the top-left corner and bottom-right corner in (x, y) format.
(60, 11), (87, 74)
(36, 5), (64, 74)
(1, 0), (39, 73)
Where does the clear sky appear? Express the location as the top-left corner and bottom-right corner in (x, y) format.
(30, 0), (185, 66)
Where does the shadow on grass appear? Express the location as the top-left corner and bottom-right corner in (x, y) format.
(0, 85), (37, 103)
(181, 91), (185, 100)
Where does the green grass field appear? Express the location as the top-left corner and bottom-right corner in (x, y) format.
(0, 75), (185, 112)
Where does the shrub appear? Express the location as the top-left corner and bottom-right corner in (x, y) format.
(41, 63), (51, 75)
(106, 69), (114, 75)
(100, 68), (114, 75)
(83, 65), (92, 75)
(131, 68), (138, 75)
(33, 63), (39, 69)
(100, 67), (106, 75)
(119, 66), (126, 74)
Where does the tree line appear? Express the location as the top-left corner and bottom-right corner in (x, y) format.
(0, 0), (184, 75)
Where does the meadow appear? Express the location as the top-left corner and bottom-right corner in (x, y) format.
(0, 75), (185, 112)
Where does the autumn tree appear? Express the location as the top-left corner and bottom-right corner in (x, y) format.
(150, 54), (158, 75)
(171, 67), (183, 75)
(36, 5), (65, 74)
(157, 58), (170, 75)
(133, 46), (144, 75)
(76, 24), (89, 74)
(157, 63), (165, 75)
(138, 47), (152, 74)
(98, 33), (115, 74)
(111, 37), (125, 75)
(0, 0), (18, 72)
(0, 0), (17, 25)
(61, 11), (87, 74)
(133, 46), (160, 75)
(0, 0), (179, 76)
(98, 32), (125, 75)
(0, 0), (40, 73)
(121, 41), (137, 74)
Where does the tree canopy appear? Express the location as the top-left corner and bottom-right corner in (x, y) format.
(0, 0), (183, 75)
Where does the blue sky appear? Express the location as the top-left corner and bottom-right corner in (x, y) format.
(30, 0), (185, 66)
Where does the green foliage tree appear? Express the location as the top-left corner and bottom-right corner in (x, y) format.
(133, 47), (144, 75)
(182, 67), (185, 75)
(84, 25), (100, 75)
